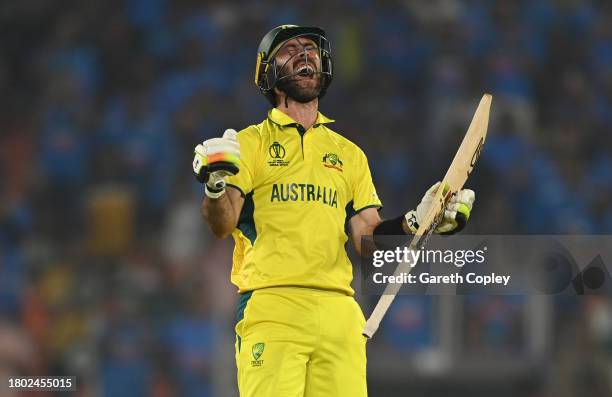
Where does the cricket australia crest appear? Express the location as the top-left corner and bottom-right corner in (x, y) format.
(251, 342), (265, 366)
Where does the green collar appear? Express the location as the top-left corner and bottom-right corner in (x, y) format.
(267, 108), (335, 128)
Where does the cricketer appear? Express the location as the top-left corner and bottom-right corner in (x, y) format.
(192, 24), (476, 397)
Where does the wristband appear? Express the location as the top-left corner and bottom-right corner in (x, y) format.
(373, 215), (407, 235)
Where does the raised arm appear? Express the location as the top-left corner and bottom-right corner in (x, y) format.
(193, 129), (244, 238)
(348, 183), (476, 255)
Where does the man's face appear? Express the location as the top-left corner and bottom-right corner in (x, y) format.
(274, 36), (322, 104)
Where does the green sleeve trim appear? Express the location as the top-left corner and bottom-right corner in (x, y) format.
(345, 203), (382, 235)
(226, 183), (247, 198)
(344, 200), (355, 236)
(354, 204), (383, 214)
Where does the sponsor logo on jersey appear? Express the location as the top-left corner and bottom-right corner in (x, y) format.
(270, 183), (338, 208)
(322, 153), (343, 172)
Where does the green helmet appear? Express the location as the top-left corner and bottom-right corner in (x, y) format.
(254, 25), (333, 106)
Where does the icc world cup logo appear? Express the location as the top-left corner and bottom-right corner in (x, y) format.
(269, 142), (286, 159)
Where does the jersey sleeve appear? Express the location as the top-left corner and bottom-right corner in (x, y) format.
(225, 126), (259, 196)
(351, 147), (382, 212)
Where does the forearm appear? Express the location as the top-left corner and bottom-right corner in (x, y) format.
(202, 194), (237, 238)
(353, 219), (379, 257)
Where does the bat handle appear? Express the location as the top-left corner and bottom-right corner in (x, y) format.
(362, 293), (398, 339)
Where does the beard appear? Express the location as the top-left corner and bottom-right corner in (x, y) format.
(276, 72), (322, 103)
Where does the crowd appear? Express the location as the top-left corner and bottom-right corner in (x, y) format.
(0, 0), (610, 396)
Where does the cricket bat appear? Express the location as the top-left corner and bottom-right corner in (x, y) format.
(362, 94), (493, 338)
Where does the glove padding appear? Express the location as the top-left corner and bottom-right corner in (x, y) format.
(437, 188), (475, 234)
(193, 129), (240, 194)
(405, 182), (475, 235)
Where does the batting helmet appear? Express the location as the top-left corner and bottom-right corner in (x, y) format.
(254, 25), (333, 106)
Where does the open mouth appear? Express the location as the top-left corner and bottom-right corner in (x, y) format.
(295, 63), (315, 77)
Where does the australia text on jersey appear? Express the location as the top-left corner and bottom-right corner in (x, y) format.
(270, 183), (338, 208)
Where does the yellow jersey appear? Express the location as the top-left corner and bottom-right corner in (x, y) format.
(226, 108), (382, 295)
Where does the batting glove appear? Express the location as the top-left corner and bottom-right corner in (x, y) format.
(405, 182), (475, 235)
(193, 129), (240, 198)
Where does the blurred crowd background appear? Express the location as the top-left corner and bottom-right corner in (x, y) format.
(0, 0), (611, 396)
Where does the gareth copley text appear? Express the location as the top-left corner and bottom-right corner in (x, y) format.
(373, 272), (511, 286)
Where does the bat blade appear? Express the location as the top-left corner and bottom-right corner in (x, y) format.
(410, 93), (492, 240)
(442, 93), (492, 194)
(362, 94), (492, 339)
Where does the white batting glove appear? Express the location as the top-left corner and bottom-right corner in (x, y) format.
(405, 182), (475, 235)
(193, 129), (240, 198)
